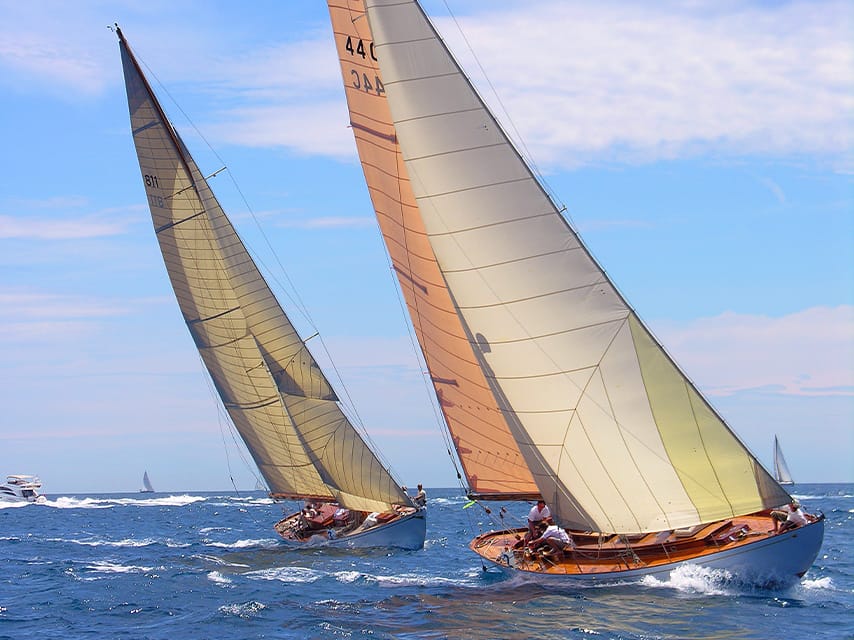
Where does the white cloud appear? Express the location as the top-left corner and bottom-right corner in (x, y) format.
(0, 214), (130, 239)
(435, 0), (852, 167)
(0, 291), (126, 319)
(654, 305), (854, 397)
(209, 101), (356, 159)
(5, 2), (848, 166)
(0, 32), (105, 95)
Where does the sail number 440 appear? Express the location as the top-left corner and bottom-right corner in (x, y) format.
(344, 36), (384, 96)
(345, 36), (376, 61)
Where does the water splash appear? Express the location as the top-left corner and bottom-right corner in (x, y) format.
(245, 566), (322, 583)
(208, 571), (233, 585)
(801, 576), (834, 591)
(640, 564), (734, 595)
(206, 538), (279, 550)
(218, 601), (266, 618)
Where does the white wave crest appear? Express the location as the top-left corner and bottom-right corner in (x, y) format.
(245, 566), (322, 583)
(84, 560), (154, 574)
(199, 527), (231, 534)
(193, 554), (250, 568)
(429, 496), (469, 506)
(335, 570), (364, 583)
(206, 538), (279, 550)
(209, 496), (275, 507)
(801, 577), (834, 590)
(219, 601), (266, 618)
(50, 536), (190, 549)
(43, 495), (206, 509)
(208, 571), (233, 585)
(0, 501), (32, 510)
(640, 564), (734, 595)
(372, 572), (473, 588)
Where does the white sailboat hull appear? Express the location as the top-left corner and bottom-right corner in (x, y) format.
(278, 508), (426, 551)
(483, 518), (825, 586)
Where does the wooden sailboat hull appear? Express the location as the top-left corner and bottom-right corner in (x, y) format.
(471, 515), (824, 586)
(275, 507), (426, 550)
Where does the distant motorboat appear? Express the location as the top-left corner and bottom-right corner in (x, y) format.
(0, 475), (47, 504)
(139, 471), (155, 493)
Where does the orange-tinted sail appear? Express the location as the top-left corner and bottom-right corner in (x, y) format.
(326, 0), (538, 499)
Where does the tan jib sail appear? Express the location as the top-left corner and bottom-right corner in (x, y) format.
(332, 0), (791, 533)
(117, 28), (409, 515)
(327, 0), (539, 500)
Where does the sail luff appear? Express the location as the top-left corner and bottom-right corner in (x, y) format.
(326, 0), (540, 499)
(362, 0), (790, 533)
(118, 29), (408, 513)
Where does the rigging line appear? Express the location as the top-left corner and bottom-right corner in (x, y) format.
(383, 156), (467, 495)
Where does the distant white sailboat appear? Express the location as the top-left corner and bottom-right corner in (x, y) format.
(773, 436), (795, 486)
(140, 471), (155, 493)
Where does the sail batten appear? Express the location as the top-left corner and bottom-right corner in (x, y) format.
(118, 27), (409, 512)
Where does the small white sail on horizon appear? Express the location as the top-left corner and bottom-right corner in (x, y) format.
(140, 471), (154, 493)
(773, 436), (795, 485)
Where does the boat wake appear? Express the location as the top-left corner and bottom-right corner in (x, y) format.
(800, 576), (835, 591)
(44, 495), (206, 509)
(640, 564), (735, 595)
(206, 538), (280, 550)
(0, 501), (31, 510)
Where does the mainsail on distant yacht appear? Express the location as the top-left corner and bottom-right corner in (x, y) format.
(140, 471), (154, 493)
(773, 436), (795, 486)
(325, 0), (823, 581)
(116, 27), (425, 549)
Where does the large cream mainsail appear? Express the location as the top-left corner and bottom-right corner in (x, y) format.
(327, 0), (539, 500)
(344, 0), (790, 533)
(118, 29), (408, 514)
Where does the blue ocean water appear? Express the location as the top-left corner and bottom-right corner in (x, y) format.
(0, 484), (850, 639)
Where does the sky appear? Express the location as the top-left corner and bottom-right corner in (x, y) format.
(0, 0), (851, 494)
